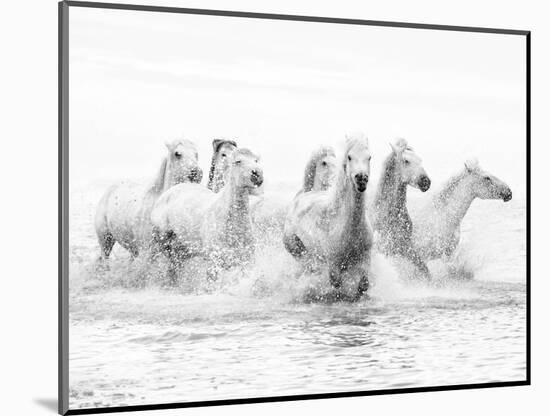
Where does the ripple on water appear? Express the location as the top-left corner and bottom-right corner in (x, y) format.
(68, 187), (527, 410)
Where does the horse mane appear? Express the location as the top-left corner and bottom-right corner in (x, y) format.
(150, 138), (197, 194)
(207, 139), (237, 190)
(150, 156), (168, 194)
(302, 146), (334, 192)
(379, 152), (398, 189)
(376, 140), (416, 202)
(435, 169), (468, 206)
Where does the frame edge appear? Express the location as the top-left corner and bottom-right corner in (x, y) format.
(59, 1), (70, 415)
(57, 3), (531, 414)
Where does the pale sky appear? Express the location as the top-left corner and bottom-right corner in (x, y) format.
(68, 6), (526, 195)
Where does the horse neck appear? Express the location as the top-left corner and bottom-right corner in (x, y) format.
(330, 168), (367, 227)
(312, 173), (322, 192)
(207, 155), (225, 193)
(375, 156), (408, 219)
(436, 175), (476, 227)
(217, 177), (251, 229)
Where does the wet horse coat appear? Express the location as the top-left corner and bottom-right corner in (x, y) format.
(283, 134), (373, 297)
(151, 148), (263, 281)
(411, 159), (512, 261)
(207, 139), (238, 193)
(371, 138), (431, 278)
(94, 139), (202, 259)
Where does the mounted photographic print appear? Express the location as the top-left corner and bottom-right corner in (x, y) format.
(59, 1), (530, 414)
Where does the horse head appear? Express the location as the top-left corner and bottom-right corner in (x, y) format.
(464, 159), (512, 202)
(303, 146), (336, 192)
(227, 148), (263, 192)
(164, 139), (202, 185)
(207, 138), (238, 192)
(389, 138), (431, 192)
(343, 132), (371, 193)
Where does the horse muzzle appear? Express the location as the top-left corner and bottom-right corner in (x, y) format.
(250, 169), (264, 187)
(501, 189), (512, 202)
(354, 173), (369, 193)
(418, 175), (431, 192)
(188, 167), (203, 183)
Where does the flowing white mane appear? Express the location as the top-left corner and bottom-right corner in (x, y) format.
(302, 146), (335, 192)
(151, 138), (198, 193)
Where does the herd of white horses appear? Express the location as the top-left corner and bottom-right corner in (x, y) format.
(94, 133), (512, 299)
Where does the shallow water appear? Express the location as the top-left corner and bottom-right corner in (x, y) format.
(68, 183), (527, 410)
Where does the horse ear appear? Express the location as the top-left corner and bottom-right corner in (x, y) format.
(391, 138), (408, 155)
(212, 139), (223, 152)
(464, 158), (480, 172)
(165, 141), (174, 152)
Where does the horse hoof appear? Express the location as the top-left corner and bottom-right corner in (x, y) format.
(95, 257), (110, 273)
(206, 269), (219, 283)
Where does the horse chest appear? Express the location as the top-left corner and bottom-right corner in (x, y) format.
(328, 221), (371, 266)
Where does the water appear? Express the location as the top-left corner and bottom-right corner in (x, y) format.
(68, 182), (527, 410)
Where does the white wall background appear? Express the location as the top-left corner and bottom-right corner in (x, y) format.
(68, 6), (525, 195)
(0, 0), (546, 415)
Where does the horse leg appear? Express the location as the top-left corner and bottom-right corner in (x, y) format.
(165, 247), (181, 286)
(206, 263), (220, 284)
(205, 250), (225, 283)
(408, 249), (431, 281)
(357, 270), (369, 297)
(329, 264), (343, 289)
(97, 231), (115, 261)
(127, 243), (139, 260)
(153, 230), (180, 285)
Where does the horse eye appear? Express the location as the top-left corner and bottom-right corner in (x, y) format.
(484, 176), (492, 182)
(404, 159), (410, 164)
(221, 153), (227, 158)
(321, 161), (327, 167)
(174, 152), (182, 158)
(348, 155), (352, 161)
(235, 160), (242, 165)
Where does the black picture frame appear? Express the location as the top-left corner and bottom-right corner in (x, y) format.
(58, 1), (531, 414)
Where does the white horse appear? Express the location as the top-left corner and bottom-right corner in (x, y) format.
(250, 146), (337, 237)
(206, 138), (238, 192)
(371, 138), (431, 278)
(411, 159), (512, 260)
(150, 148), (263, 281)
(95, 139), (202, 259)
(301, 146), (337, 193)
(283, 134), (373, 298)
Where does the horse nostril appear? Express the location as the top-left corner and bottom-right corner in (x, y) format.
(250, 170), (263, 186)
(419, 176), (431, 191)
(502, 189), (513, 202)
(354, 173), (368, 192)
(355, 173), (368, 183)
